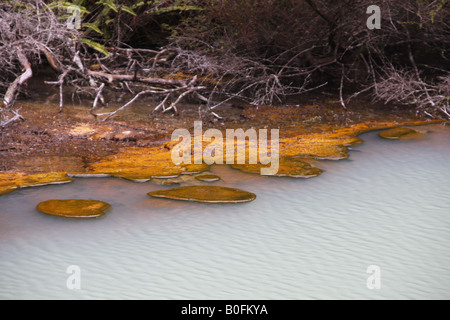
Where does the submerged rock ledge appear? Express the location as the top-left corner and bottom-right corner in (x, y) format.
(195, 174), (221, 182)
(0, 172), (73, 195)
(378, 127), (425, 140)
(148, 186), (256, 203)
(232, 156), (323, 178)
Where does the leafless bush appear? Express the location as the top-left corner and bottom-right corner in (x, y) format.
(167, 41), (329, 113)
(374, 66), (450, 118)
(0, 1), (213, 124)
(0, 1), (81, 89)
(167, 0), (450, 118)
(0, 0), (80, 126)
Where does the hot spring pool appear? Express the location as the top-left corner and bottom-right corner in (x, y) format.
(1, 124), (449, 299)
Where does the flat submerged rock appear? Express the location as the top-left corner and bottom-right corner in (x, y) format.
(195, 174), (221, 182)
(378, 127), (425, 140)
(37, 199), (111, 218)
(148, 186), (256, 203)
(232, 156), (323, 178)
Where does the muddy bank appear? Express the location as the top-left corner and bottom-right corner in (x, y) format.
(0, 78), (445, 194)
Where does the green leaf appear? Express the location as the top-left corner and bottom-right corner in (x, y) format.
(80, 38), (110, 56)
(105, 18), (115, 25)
(82, 23), (104, 35)
(121, 5), (137, 16)
(132, 1), (146, 9)
(96, 0), (118, 13)
(48, 1), (90, 14)
(47, 1), (62, 9)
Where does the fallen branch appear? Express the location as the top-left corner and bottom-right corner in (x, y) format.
(339, 64), (347, 110)
(88, 70), (187, 86)
(44, 67), (73, 112)
(91, 82), (106, 112)
(37, 43), (62, 73)
(3, 47), (33, 108)
(163, 88), (195, 115)
(92, 75), (205, 120)
(1, 47), (31, 127)
(0, 107), (24, 128)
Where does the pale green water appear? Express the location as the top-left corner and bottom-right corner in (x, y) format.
(0, 124), (449, 299)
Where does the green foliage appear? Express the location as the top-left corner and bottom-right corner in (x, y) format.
(46, 0), (140, 52)
(80, 38), (110, 56)
(47, 0), (90, 14)
(40, 0), (204, 49)
(120, 5), (136, 16)
(82, 22), (103, 35)
(95, 0), (118, 13)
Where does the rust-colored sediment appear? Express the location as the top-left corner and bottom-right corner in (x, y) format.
(88, 146), (210, 180)
(0, 172), (73, 195)
(0, 109), (444, 195)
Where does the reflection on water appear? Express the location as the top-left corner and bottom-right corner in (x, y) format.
(0, 124), (449, 299)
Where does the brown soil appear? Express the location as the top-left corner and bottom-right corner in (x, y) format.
(0, 68), (438, 183)
(0, 84), (430, 174)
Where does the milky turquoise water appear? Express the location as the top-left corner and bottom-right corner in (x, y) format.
(1, 124), (449, 299)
